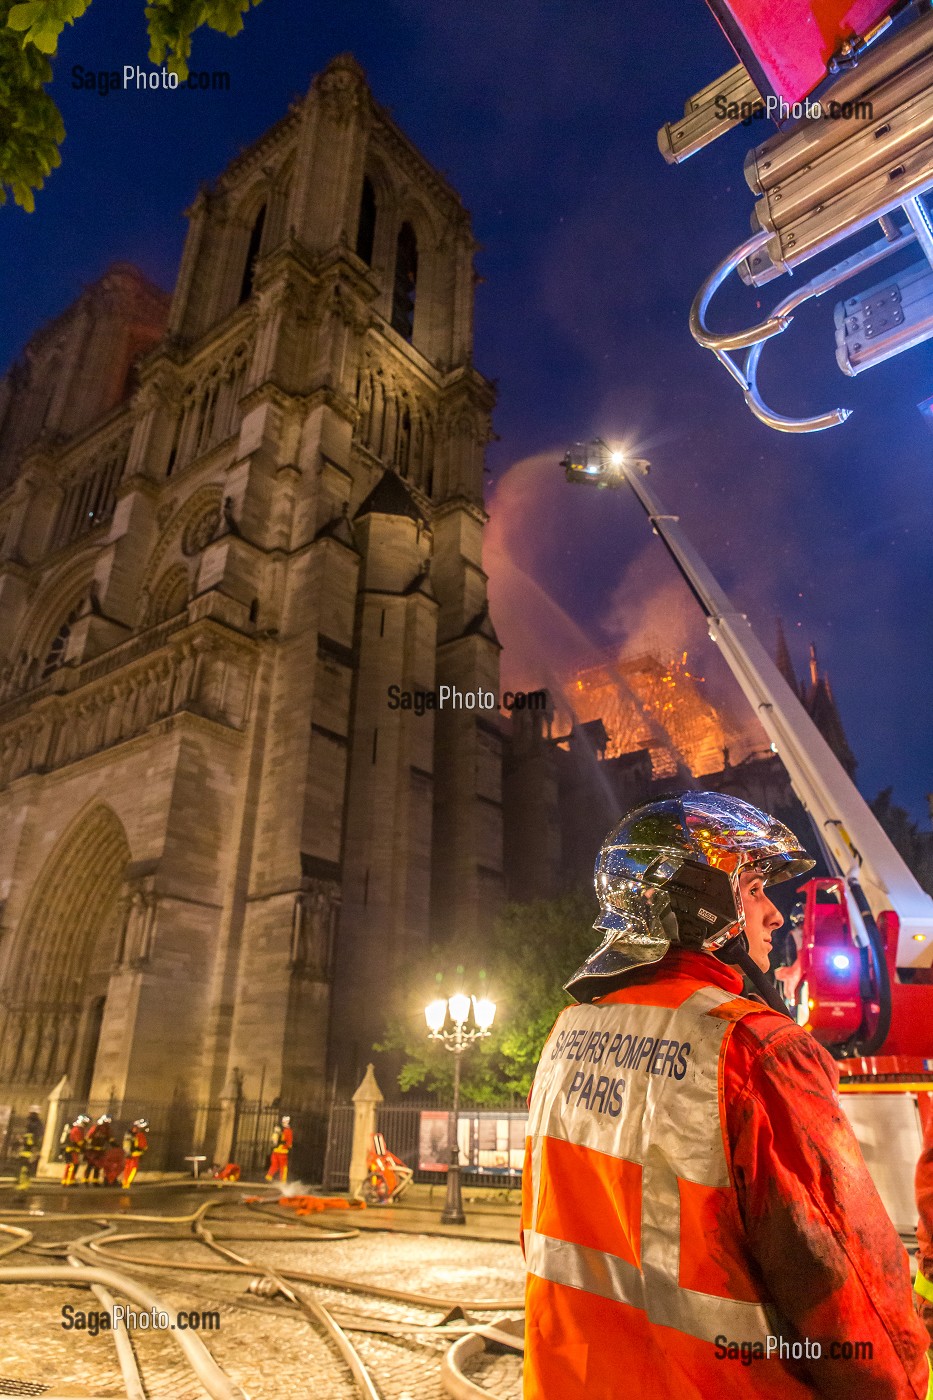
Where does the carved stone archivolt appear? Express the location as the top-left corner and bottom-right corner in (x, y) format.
(0, 803), (129, 1086)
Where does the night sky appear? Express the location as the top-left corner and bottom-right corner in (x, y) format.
(2, 0), (932, 821)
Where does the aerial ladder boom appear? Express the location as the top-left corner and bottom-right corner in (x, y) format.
(567, 444), (933, 971)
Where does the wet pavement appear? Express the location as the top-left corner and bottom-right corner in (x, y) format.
(0, 1180), (525, 1400)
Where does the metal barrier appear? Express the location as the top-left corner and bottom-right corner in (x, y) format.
(229, 1103), (328, 1184)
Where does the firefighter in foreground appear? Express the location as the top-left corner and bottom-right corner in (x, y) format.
(522, 792), (931, 1399)
(60, 1113), (90, 1186)
(122, 1118), (149, 1189)
(265, 1115), (293, 1183)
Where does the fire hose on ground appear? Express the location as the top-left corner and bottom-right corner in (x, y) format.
(0, 1195), (525, 1399)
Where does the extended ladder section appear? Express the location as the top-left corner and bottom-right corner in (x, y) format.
(616, 455), (933, 968)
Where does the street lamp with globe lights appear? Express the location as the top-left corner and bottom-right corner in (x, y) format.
(424, 992), (497, 1225)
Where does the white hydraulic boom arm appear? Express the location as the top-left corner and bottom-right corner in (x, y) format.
(613, 453), (933, 970)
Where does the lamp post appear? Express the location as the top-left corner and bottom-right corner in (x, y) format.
(425, 992), (496, 1225)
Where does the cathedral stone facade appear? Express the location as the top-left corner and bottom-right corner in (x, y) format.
(0, 56), (501, 1112)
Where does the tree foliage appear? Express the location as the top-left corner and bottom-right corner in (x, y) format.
(376, 891), (599, 1103)
(0, 1), (64, 211)
(1, 0), (263, 210)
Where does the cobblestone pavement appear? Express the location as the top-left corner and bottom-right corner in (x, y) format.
(462, 1353), (524, 1400)
(0, 1188), (524, 1400)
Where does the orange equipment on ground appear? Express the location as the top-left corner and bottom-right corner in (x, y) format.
(271, 1194), (366, 1216)
(100, 1145), (125, 1186)
(362, 1131), (414, 1204)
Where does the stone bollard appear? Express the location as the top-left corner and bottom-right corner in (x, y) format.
(37, 1075), (70, 1180)
(349, 1063), (383, 1198)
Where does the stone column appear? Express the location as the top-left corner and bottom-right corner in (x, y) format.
(349, 1063), (383, 1198)
(37, 1074), (70, 1180)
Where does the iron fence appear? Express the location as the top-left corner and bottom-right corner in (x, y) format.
(10, 1096), (329, 1183)
(0, 1110), (32, 1177)
(322, 1095), (528, 1193)
(2, 1091), (524, 1193)
(228, 1102), (329, 1184)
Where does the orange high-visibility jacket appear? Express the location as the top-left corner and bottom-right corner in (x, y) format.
(522, 949), (930, 1399)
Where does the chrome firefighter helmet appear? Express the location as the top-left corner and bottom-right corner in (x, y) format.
(132, 1118), (149, 1131)
(566, 791), (814, 1002)
(75, 1114), (90, 1126)
(96, 1114), (111, 1125)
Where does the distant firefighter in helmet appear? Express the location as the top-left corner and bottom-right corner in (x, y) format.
(60, 1113), (90, 1187)
(122, 1119), (149, 1189)
(82, 1115), (112, 1185)
(265, 1115), (292, 1184)
(522, 792), (930, 1399)
(15, 1105), (43, 1191)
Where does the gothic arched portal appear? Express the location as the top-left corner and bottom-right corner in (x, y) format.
(0, 804), (130, 1093)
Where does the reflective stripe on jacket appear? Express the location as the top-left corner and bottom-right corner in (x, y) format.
(523, 977), (810, 1399)
(123, 1130), (147, 1158)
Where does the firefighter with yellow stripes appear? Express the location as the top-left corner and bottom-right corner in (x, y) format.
(60, 1113), (90, 1186)
(265, 1115), (293, 1184)
(121, 1118), (149, 1189)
